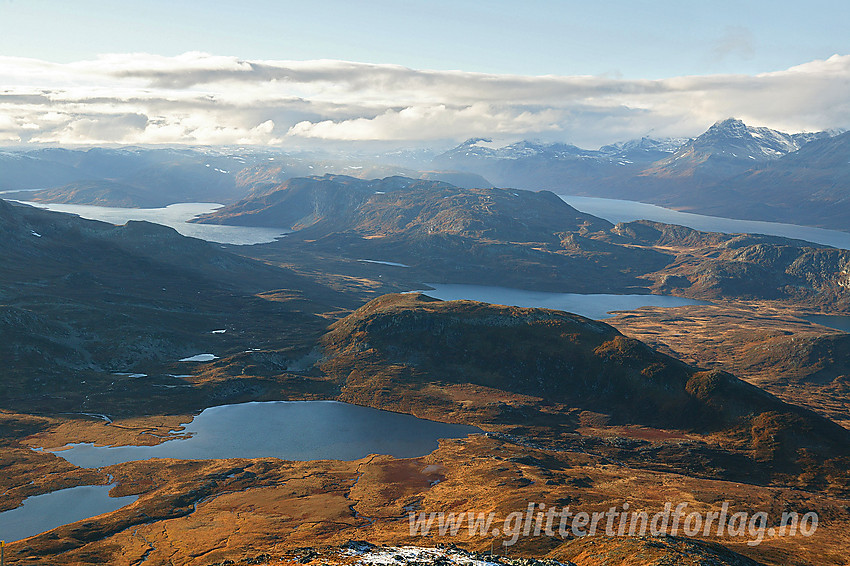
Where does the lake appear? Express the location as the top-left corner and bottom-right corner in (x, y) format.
(47, 401), (482, 469)
(14, 201), (289, 245)
(559, 195), (850, 250)
(803, 315), (850, 333)
(415, 283), (706, 319)
(17, 195), (850, 250)
(0, 485), (137, 543)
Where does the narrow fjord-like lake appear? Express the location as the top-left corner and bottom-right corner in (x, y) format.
(559, 195), (850, 250)
(48, 401), (482, 469)
(416, 284), (706, 319)
(16, 201), (289, 245)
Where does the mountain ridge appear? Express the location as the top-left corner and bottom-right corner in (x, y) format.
(428, 119), (849, 230)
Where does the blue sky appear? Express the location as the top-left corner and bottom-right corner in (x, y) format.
(0, 1), (848, 146)
(2, 0), (847, 78)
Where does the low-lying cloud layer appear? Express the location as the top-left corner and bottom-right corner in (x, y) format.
(1, 52), (848, 147)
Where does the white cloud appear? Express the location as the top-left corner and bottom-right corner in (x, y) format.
(0, 52), (848, 147)
(288, 103), (565, 140)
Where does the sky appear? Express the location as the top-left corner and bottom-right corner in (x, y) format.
(0, 0), (848, 147)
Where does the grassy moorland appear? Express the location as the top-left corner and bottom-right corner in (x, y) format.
(2, 183), (850, 565)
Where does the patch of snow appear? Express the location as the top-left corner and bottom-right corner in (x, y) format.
(178, 354), (219, 362)
(358, 259), (410, 268)
(60, 412), (113, 424)
(350, 545), (504, 566)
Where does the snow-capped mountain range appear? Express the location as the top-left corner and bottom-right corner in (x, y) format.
(434, 119), (837, 170)
(429, 119), (849, 231)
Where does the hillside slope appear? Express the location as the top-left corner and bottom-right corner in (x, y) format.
(194, 175), (674, 293)
(320, 293), (850, 492)
(0, 199), (346, 415)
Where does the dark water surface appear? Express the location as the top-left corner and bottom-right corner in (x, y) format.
(416, 283), (707, 319)
(49, 401), (482, 468)
(0, 485), (137, 542)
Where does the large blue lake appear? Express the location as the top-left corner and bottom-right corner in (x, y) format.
(48, 401), (481, 469)
(1, 401), (479, 541)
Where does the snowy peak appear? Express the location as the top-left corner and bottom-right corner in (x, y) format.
(601, 136), (690, 154)
(439, 135), (693, 167)
(641, 118), (840, 182)
(431, 135), (692, 189)
(439, 138), (589, 161)
(706, 117), (750, 137)
(598, 136), (691, 162)
(690, 118), (806, 160)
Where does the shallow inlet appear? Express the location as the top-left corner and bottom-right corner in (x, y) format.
(803, 314), (850, 333)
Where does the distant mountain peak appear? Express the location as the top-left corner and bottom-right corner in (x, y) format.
(459, 137), (493, 147)
(708, 117), (749, 136)
(600, 136), (691, 155)
(670, 118), (813, 165)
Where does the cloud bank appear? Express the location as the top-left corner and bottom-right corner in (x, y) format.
(0, 52), (848, 147)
